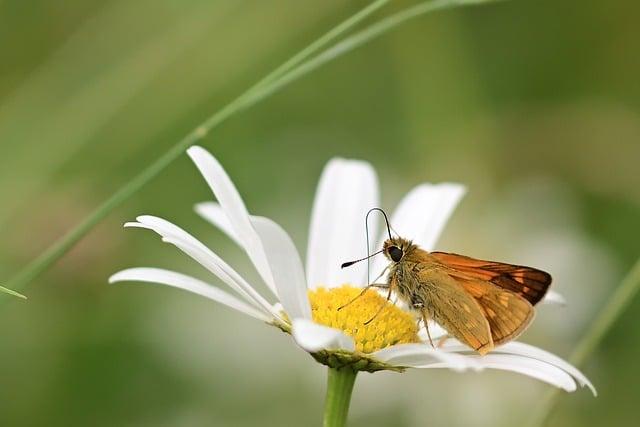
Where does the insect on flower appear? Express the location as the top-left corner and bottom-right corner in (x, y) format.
(341, 208), (552, 355)
(109, 146), (594, 395)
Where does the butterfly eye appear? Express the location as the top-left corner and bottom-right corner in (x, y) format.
(388, 246), (403, 262)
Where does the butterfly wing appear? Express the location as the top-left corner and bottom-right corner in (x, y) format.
(431, 252), (552, 305)
(408, 265), (494, 355)
(455, 277), (535, 345)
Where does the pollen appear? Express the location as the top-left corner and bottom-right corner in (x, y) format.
(308, 285), (420, 353)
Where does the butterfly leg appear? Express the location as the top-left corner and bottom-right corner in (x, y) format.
(421, 312), (435, 348)
(364, 285), (393, 325)
(338, 283), (389, 311)
(370, 265), (389, 284)
(436, 335), (450, 348)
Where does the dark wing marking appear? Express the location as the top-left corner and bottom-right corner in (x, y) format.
(431, 252), (552, 305)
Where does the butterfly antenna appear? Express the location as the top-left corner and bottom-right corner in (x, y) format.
(366, 207), (392, 240)
(365, 208), (392, 283)
(340, 249), (384, 268)
(338, 209), (393, 313)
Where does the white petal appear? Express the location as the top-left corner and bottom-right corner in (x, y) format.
(127, 215), (208, 251)
(251, 216), (311, 320)
(372, 343), (478, 372)
(390, 183), (466, 250)
(292, 318), (355, 352)
(463, 355), (577, 392)
(442, 340), (594, 394)
(306, 158), (379, 288)
(187, 146), (276, 296)
(422, 350), (578, 392)
(126, 215), (282, 322)
(162, 236), (284, 322)
(194, 202), (242, 247)
(371, 183), (466, 276)
(109, 268), (269, 321)
(543, 290), (566, 305)
(494, 342), (595, 395)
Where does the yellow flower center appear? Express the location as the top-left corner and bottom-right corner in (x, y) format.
(308, 285), (420, 353)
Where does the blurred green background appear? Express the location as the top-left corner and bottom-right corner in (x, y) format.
(1, 0), (638, 426)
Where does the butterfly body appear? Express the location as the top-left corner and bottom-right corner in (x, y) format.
(382, 237), (551, 355)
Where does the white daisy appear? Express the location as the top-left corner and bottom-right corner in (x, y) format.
(109, 145), (594, 395)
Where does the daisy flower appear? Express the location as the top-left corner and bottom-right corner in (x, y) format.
(110, 146), (594, 426)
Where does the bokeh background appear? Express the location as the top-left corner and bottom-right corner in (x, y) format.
(1, 0), (638, 426)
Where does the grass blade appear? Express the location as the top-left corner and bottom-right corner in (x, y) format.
(0, 285), (27, 299)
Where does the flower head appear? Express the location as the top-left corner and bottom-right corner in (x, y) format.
(110, 146), (594, 394)
(309, 286), (420, 353)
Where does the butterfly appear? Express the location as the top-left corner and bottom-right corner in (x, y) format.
(341, 209), (552, 355)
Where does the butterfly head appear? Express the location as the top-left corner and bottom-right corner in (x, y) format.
(340, 209), (416, 269)
(383, 237), (413, 263)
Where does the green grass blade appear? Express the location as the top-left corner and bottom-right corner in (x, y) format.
(243, 0), (500, 104)
(530, 257), (640, 426)
(2, 0), (504, 296)
(570, 258), (640, 367)
(0, 285), (27, 299)
(249, 0), (390, 91)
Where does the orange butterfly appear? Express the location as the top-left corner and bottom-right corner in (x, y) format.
(342, 211), (552, 355)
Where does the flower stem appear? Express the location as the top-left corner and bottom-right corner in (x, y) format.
(324, 367), (358, 427)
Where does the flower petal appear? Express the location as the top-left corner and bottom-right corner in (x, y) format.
(109, 267), (270, 321)
(163, 236), (284, 322)
(251, 216), (311, 320)
(450, 354), (578, 392)
(187, 146), (276, 296)
(194, 202), (243, 247)
(493, 342), (595, 395)
(125, 215), (282, 321)
(391, 183), (466, 250)
(372, 343), (478, 372)
(292, 318), (355, 352)
(442, 341), (594, 394)
(371, 183), (465, 276)
(543, 290), (566, 305)
(306, 158), (379, 288)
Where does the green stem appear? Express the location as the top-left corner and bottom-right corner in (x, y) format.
(530, 257), (640, 427)
(248, 0), (389, 92)
(324, 367), (358, 427)
(241, 0), (500, 105)
(569, 257), (640, 367)
(0, 285), (26, 299)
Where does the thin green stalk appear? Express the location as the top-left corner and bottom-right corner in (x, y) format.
(324, 367), (358, 427)
(217, 0), (503, 107)
(2, 0), (503, 296)
(249, 0), (390, 91)
(530, 257), (640, 427)
(0, 285), (26, 299)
